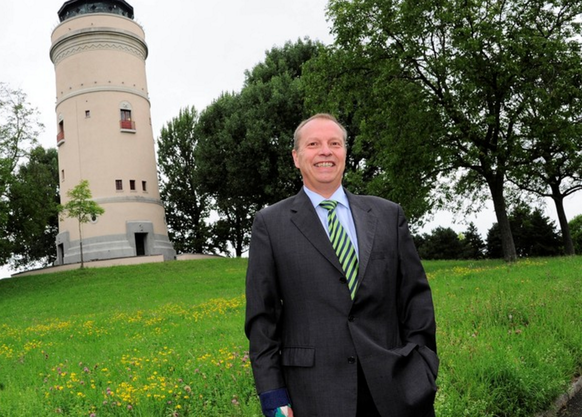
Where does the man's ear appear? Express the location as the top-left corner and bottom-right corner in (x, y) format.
(292, 149), (300, 169)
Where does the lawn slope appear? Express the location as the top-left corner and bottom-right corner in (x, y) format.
(0, 256), (580, 416)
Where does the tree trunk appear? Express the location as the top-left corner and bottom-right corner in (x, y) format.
(235, 215), (243, 257)
(550, 188), (575, 255)
(78, 220), (85, 269)
(488, 178), (517, 262)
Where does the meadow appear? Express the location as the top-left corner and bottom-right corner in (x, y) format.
(0, 256), (580, 416)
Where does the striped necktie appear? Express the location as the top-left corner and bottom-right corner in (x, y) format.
(320, 200), (359, 299)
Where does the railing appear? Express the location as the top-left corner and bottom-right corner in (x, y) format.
(120, 120), (136, 130)
(57, 131), (65, 142)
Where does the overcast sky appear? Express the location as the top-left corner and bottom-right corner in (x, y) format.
(0, 0), (334, 147)
(1, 1), (581, 277)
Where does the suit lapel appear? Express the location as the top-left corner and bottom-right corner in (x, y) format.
(290, 190), (344, 274)
(347, 192), (376, 283)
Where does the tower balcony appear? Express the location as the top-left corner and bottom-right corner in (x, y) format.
(120, 120), (136, 130)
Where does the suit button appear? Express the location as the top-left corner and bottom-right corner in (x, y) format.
(339, 277), (347, 284)
(348, 356), (356, 364)
(348, 315), (355, 322)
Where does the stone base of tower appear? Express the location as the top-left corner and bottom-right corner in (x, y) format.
(55, 222), (176, 266)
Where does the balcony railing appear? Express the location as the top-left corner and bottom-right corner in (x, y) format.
(57, 131), (65, 143)
(120, 120), (136, 130)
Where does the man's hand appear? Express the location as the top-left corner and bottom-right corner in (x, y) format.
(274, 405), (294, 417)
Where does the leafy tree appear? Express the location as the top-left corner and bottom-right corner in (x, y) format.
(305, 0), (582, 261)
(0, 83), (42, 189)
(304, 48), (444, 225)
(157, 106), (215, 254)
(508, 122), (582, 255)
(1, 83), (43, 263)
(195, 39), (320, 256)
(504, 24), (582, 255)
(58, 180), (104, 268)
(195, 92), (257, 257)
(569, 214), (582, 255)
(5, 146), (59, 269)
(238, 38), (320, 203)
(486, 204), (561, 258)
(460, 222), (486, 260)
(416, 227), (465, 260)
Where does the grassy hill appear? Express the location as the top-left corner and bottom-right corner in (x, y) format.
(0, 256), (580, 416)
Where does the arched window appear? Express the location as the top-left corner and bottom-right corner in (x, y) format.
(120, 101), (135, 131)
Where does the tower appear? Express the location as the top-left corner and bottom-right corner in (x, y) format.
(50, 0), (175, 265)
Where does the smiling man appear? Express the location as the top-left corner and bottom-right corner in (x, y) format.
(245, 114), (438, 417)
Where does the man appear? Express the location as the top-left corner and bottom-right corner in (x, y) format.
(245, 114), (438, 417)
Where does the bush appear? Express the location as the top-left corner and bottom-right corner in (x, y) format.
(569, 214), (582, 255)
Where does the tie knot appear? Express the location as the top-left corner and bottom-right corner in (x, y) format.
(320, 200), (338, 211)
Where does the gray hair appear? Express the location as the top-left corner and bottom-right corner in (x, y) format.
(293, 113), (348, 150)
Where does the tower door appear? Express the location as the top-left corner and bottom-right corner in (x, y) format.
(57, 243), (64, 264)
(135, 233), (148, 256)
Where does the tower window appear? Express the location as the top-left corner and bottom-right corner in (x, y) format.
(61, 170), (65, 182)
(85, 110), (91, 118)
(120, 109), (135, 130)
(130, 180), (136, 191)
(115, 179), (123, 191)
(142, 181), (147, 192)
(57, 120), (65, 143)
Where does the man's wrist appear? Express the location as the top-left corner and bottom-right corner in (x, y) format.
(259, 388), (291, 417)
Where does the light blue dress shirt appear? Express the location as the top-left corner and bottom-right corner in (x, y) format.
(303, 186), (359, 259)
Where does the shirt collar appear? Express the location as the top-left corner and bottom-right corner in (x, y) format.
(303, 186), (349, 209)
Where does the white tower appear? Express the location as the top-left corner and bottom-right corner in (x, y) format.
(50, 0), (175, 265)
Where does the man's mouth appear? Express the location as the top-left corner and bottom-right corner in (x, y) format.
(315, 162), (334, 167)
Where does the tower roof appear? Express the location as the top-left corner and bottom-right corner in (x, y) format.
(57, 0), (134, 22)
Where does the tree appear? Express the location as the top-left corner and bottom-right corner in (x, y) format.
(58, 180), (104, 268)
(5, 146), (59, 269)
(460, 222), (486, 260)
(416, 227), (465, 260)
(304, 48), (444, 225)
(157, 106), (215, 254)
(306, 0), (582, 261)
(239, 38), (320, 203)
(486, 204), (561, 258)
(195, 39), (320, 256)
(195, 92), (258, 257)
(569, 214), (582, 255)
(505, 26), (582, 255)
(0, 83), (42, 190)
(1, 83), (43, 263)
(509, 117), (582, 255)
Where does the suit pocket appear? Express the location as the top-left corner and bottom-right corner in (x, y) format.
(386, 343), (438, 414)
(281, 347), (315, 367)
(418, 345), (439, 379)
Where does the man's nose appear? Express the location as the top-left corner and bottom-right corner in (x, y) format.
(320, 143), (332, 155)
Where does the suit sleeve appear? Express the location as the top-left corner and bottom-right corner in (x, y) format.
(396, 205), (438, 354)
(244, 211), (287, 394)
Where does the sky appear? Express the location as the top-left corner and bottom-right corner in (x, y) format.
(1, 1), (581, 277)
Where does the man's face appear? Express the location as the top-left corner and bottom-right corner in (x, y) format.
(292, 118), (346, 196)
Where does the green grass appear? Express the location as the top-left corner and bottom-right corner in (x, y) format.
(0, 257), (580, 416)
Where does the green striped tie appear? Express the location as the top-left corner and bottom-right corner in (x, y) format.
(320, 200), (359, 299)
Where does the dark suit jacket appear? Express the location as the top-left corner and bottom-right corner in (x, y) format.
(245, 189), (438, 417)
